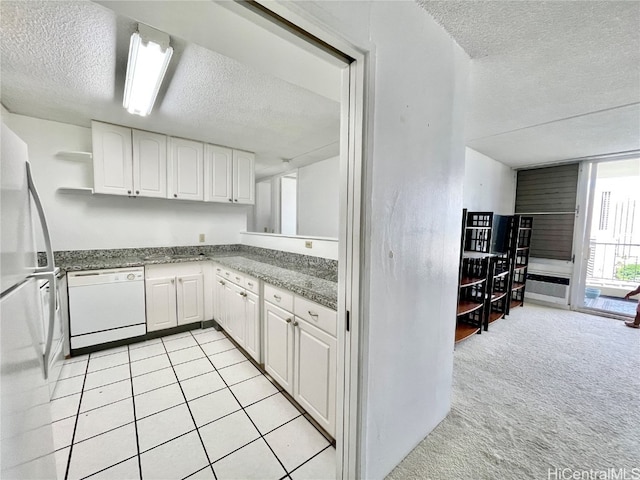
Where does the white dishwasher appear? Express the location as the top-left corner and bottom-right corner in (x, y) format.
(68, 267), (146, 350)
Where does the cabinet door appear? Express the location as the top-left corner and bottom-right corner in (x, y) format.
(243, 291), (260, 362)
(232, 150), (255, 205)
(169, 137), (204, 201)
(92, 121), (133, 195)
(263, 302), (294, 395)
(204, 144), (233, 203)
(213, 275), (226, 328)
(227, 282), (246, 347)
(146, 277), (177, 332)
(293, 318), (337, 437)
(132, 130), (167, 198)
(176, 273), (204, 325)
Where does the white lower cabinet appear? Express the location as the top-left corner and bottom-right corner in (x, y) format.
(264, 302), (295, 393)
(243, 290), (260, 362)
(294, 318), (336, 436)
(213, 274), (228, 329)
(263, 285), (337, 437)
(227, 281), (246, 345)
(146, 276), (178, 331)
(176, 273), (205, 325)
(146, 264), (204, 332)
(212, 265), (260, 363)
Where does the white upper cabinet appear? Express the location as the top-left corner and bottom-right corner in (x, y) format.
(132, 130), (167, 198)
(92, 121), (253, 204)
(233, 150), (255, 204)
(92, 121), (133, 195)
(169, 137), (204, 201)
(204, 144), (233, 203)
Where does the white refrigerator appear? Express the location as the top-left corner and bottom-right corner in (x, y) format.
(1, 122), (63, 478)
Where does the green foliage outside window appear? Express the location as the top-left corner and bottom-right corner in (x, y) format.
(616, 263), (640, 281)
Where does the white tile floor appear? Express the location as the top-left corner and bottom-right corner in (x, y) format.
(52, 328), (336, 480)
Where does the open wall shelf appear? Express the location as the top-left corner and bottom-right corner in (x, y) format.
(56, 151), (93, 161)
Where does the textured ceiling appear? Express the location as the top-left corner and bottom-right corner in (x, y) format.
(0, 1), (340, 178)
(419, 0), (640, 167)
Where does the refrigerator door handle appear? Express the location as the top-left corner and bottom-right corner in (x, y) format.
(26, 162), (55, 274)
(26, 161), (57, 379)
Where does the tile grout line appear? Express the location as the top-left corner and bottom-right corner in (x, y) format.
(137, 425), (197, 456)
(58, 351), (235, 410)
(70, 418), (137, 448)
(210, 329), (334, 473)
(287, 444), (334, 478)
(191, 392), (301, 436)
(63, 353), (91, 480)
(61, 327), (332, 479)
(80, 454), (138, 480)
(160, 333), (218, 480)
(70, 373), (234, 430)
(126, 345), (143, 480)
(195, 340), (292, 477)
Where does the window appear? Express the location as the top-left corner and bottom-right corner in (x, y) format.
(515, 163), (579, 261)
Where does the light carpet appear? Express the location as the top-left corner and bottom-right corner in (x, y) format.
(387, 303), (640, 480)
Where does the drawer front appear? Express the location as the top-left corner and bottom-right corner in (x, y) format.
(294, 296), (337, 337)
(219, 267), (244, 286)
(244, 276), (259, 294)
(146, 262), (202, 279)
(264, 284), (294, 312)
(230, 271), (245, 286)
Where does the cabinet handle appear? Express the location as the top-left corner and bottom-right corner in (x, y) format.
(292, 320), (299, 327)
(286, 318), (292, 323)
(179, 278), (183, 283)
(174, 194), (178, 198)
(219, 280), (225, 285)
(136, 190), (140, 195)
(247, 282), (253, 287)
(127, 190), (132, 194)
(225, 272), (230, 276)
(234, 199), (238, 202)
(228, 198), (232, 202)
(236, 276), (241, 281)
(171, 279), (175, 284)
(308, 310), (319, 318)
(273, 294), (281, 301)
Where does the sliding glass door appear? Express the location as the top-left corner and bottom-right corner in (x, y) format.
(577, 158), (640, 317)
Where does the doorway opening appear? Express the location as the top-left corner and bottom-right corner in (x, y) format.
(578, 158), (640, 317)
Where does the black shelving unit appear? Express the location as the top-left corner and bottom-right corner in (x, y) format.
(456, 211), (493, 343)
(488, 253), (510, 324)
(507, 215), (533, 312)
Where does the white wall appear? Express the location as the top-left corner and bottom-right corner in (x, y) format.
(290, 2), (469, 478)
(463, 147), (516, 214)
(297, 156), (339, 238)
(280, 175), (297, 235)
(3, 113), (248, 251)
(253, 180), (272, 233)
(240, 232), (338, 260)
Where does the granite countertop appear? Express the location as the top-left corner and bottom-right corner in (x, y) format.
(210, 255), (337, 310)
(58, 252), (337, 310)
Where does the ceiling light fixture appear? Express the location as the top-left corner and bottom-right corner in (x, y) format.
(123, 24), (173, 117)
